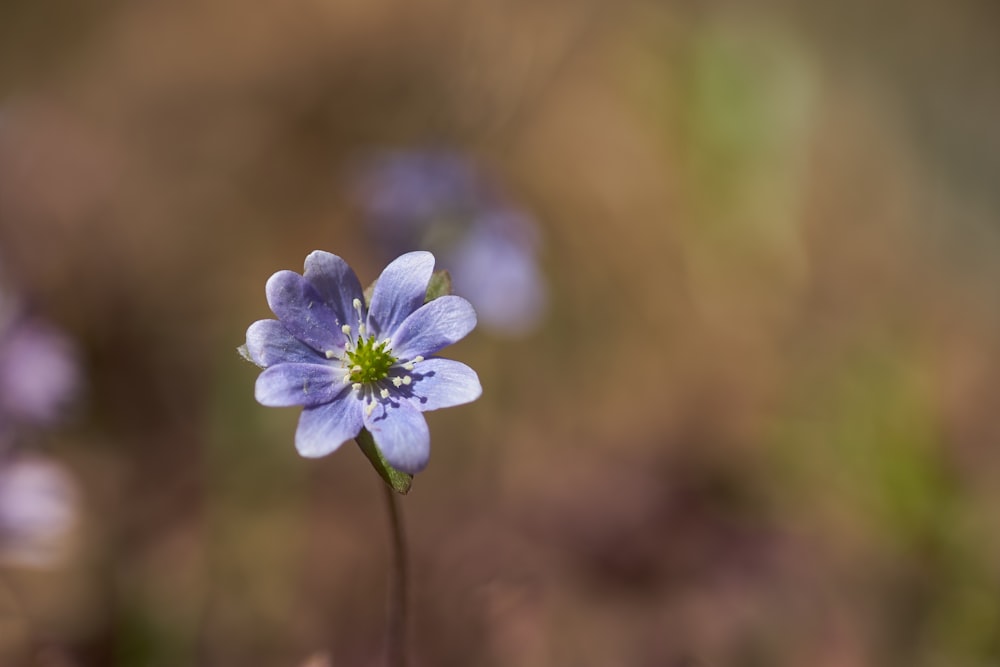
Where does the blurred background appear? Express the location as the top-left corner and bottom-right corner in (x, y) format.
(0, 0), (999, 665)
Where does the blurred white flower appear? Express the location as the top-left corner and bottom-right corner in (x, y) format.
(0, 455), (77, 568)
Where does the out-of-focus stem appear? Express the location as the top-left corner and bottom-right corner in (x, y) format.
(383, 481), (408, 667)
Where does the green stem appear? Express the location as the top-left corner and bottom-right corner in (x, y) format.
(383, 480), (408, 667)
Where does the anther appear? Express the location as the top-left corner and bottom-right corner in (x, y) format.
(402, 375), (412, 386)
(325, 350), (337, 359)
(341, 324), (351, 335)
(392, 377), (403, 388)
(352, 383), (362, 392)
(351, 365), (362, 374)
(380, 388), (390, 399)
(352, 298), (362, 311)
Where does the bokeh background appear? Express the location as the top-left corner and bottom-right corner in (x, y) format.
(1, 0), (999, 665)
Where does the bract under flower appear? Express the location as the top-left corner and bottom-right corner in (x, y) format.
(244, 251), (481, 474)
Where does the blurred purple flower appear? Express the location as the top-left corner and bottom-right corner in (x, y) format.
(356, 150), (546, 336)
(244, 251), (481, 473)
(0, 305), (79, 429)
(0, 454), (77, 568)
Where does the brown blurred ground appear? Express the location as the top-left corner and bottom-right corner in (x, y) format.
(1, 0), (999, 665)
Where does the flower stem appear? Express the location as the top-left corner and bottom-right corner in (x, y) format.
(383, 479), (409, 667)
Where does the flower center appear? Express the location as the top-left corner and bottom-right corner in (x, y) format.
(345, 334), (396, 384)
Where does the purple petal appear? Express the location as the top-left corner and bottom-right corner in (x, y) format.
(265, 270), (345, 354)
(390, 295), (477, 359)
(364, 400), (430, 473)
(366, 251), (435, 339)
(295, 393), (365, 458)
(255, 363), (347, 407)
(400, 358), (482, 411)
(245, 320), (323, 367)
(303, 251), (365, 331)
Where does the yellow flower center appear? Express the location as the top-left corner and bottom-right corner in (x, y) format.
(345, 335), (396, 384)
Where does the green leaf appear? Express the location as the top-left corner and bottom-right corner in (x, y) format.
(355, 428), (413, 494)
(424, 269), (453, 302)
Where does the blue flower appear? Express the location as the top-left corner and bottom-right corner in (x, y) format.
(244, 251), (482, 473)
(356, 150), (547, 336)
(0, 303), (79, 430)
(0, 454), (77, 568)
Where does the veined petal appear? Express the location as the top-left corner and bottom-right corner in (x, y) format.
(303, 251), (364, 331)
(366, 251), (434, 339)
(266, 270), (345, 354)
(390, 295), (477, 359)
(398, 358), (482, 411)
(364, 400), (430, 474)
(245, 320), (323, 367)
(255, 363), (347, 407)
(295, 393), (365, 458)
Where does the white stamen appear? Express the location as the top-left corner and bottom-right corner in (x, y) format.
(392, 377), (403, 388)
(352, 383), (362, 392)
(349, 298), (368, 337)
(342, 375), (352, 384)
(402, 362), (415, 371)
(402, 375), (412, 386)
(380, 388), (390, 399)
(366, 400), (377, 416)
(325, 350), (337, 359)
(413, 355), (424, 364)
(341, 324), (352, 335)
(351, 365), (362, 374)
